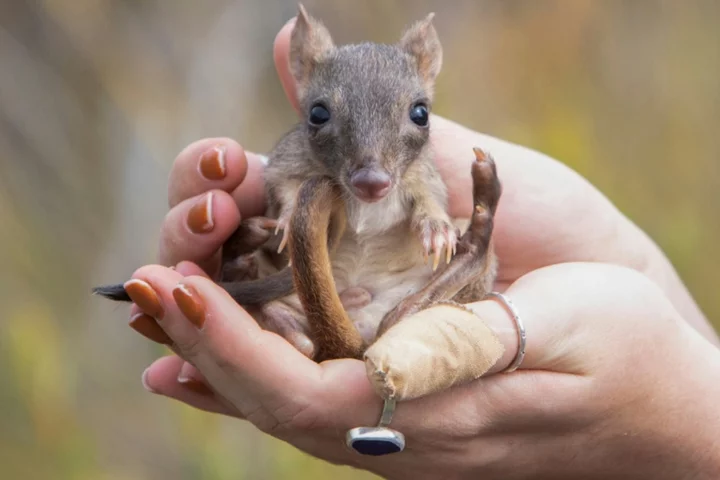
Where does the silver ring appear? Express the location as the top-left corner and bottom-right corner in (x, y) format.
(377, 397), (396, 427)
(487, 291), (526, 373)
(346, 397), (405, 456)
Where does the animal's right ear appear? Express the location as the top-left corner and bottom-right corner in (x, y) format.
(399, 13), (443, 92)
(290, 4), (334, 99)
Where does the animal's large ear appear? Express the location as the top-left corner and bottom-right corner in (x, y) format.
(399, 13), (443, 92)
(290, 4), (334, 99)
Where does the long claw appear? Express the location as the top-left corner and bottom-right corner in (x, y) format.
(473, 146), (487, 162)
(445, 229), (455, 264)
(422, 232), (431, 264)
(432, 249), (441, 271)
(277, 230), (289, 253)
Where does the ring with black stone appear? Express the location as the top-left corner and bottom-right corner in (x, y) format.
(346, 397), (405, 456)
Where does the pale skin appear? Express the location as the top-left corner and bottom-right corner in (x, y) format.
(123, 18), (720, 480)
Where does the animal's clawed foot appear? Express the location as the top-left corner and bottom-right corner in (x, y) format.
(415, 216), (458, 271)
(458, 147), (502, 253)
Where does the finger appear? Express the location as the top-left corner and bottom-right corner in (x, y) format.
(128, 265), (387, 431)
(125, 266), (319, 423)
(465, 262), (680, 375)
(127, 264), (209, 345)
(157, 190), (241, 276)
(365, 261), (674, 408)
(166, 139), (233, 204)
(168, 138), (245, 207)
(142, 355), (240, 417)
(362, 262), (682, 438)
(129, 306), (173, 346)
(168, 137), (267, 217)
(175, 261), (210, 278)
(228, 151), (267, 220)
(273, 17), (299, 114)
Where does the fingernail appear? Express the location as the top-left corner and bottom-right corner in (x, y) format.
(257, 154), (270, 166)
(187, 192), (214, 234)
(141, 367), (158, 393)
(178, 377), (214, 395)
(198, 146), (227, 180)
(177, 362), (214, 395)
(173, 283), (205, 329)
(177, 361), (196, 383)
(124, 279), (164, 319)
(129, 313), (173, 345)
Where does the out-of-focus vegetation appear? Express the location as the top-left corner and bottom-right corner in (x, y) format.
(1, 1), (718, 478)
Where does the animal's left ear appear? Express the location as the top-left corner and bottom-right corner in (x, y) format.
(399, 13), (443, 91)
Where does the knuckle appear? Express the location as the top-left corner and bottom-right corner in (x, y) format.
(132, 264), (164, 280)
(174, 334), (204, 362)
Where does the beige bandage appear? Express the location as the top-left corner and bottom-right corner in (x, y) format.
(363, 303), (505, 401)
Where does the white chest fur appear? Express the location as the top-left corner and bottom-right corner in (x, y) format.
(331, 192), (437, 343)
(344, 188), (409, 236)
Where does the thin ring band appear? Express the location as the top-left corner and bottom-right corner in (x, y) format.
(345, 397), (405, 455)
(378, 397), (396, 427)
(487, 291), (526, 373)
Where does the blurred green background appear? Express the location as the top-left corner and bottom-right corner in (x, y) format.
(1, 1), (718, 479)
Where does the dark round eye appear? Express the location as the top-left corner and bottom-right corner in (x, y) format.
(410, 103), (429, 127)
(309, 104), (331, 126)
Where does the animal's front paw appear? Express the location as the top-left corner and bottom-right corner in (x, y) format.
(414, 215), (458, 271)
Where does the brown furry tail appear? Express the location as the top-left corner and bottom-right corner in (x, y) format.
(288, 177), (364, 361)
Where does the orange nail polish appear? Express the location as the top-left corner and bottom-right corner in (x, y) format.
(187, 192), (214, 234)
(124, 279), (164, 318)
(198, 146), (227, 180)
(129, 313), (173, 345)
(173, 283), (206, 329)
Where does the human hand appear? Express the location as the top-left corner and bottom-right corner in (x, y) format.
(131, 261), (720, 480)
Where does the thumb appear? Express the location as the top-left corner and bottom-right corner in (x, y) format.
(273, 17), (300, 114)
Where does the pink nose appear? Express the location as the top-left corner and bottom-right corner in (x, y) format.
(350, 169), (392, 202)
